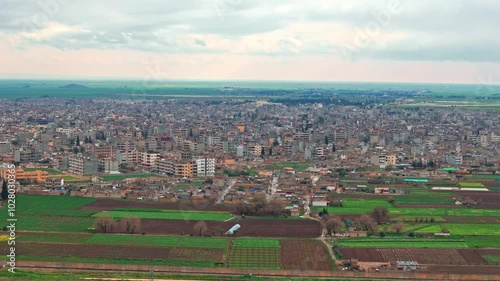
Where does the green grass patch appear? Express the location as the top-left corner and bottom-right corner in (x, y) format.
(86, 234), (229, 249)
(264, 161), (311, 172)
(102, 174), (162, 181)
(415, 224), (500, 236)
(23, 168), (62, 174)
(93, 209), (232, 221)
(337, 238), (469, 248)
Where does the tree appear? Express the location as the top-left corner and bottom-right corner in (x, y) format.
(1, 181), (9, 202)
(324, 136), (329, 145)
(370, 206), (390, 225)
(120, 217), (141, 234)
(72, 147), (79, 154)
(391, 221), (404, 234)
(193, 221), (208, 236)
(324, 216), (343, 235)
(76, 135), (80, 146)
(332, 143), (336, 152)
(94, 215), (113, 233)
(273, 138), (280, 146)
(355, 214), (377, 232)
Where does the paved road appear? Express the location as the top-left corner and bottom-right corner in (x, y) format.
(267, 175), (278, 200)
(215, 178), (236, 204)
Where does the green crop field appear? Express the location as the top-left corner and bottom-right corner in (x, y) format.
(315, 199), (500, 216)
(393, 216), (446, 222)
(18, 232), (93, 244)
(483, 255), (500, 264)
(93, 209), (232, 221)
(5, 215), (95, 232)
(466, 174), (500, 180)
(229, 238), (281, 269)
(458, 182), (486, 188)
(4, 195), (96, 213)
(395, 197), (453, 205)
(415, 224), (500, 236)
(337, 238), (469, 248)
(102, 174), (162, 181)
(0, 195), (98, 232)
(465, 236), (500, 248)
(233, 238), (281, 248)
(17, 256), (215, 268)
(86, 234), (229, 249)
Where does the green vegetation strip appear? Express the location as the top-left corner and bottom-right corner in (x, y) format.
(86, 234), (229, 249)
(415, 224), (500, 236)
(93, 209), (232, 221)
(458, 182), (486, 188)
(18, 232), (93, 243)
(315, 198), (500, 216)
(464, 236), (500, 248)
(337, 238), (469, 248)
(483, 255), (500, 264)
(16, 256), (214, 268)
(102, 174), (162, 181)
(1, 270), (382, 281)
(23, 168), (63, 174)
(233, 238), (281, 248)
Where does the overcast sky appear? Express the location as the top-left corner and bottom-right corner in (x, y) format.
(0, 0), (499, 84)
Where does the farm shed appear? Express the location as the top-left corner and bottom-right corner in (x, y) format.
(396, 261), (419, 271)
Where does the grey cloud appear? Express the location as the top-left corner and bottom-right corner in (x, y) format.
(1, 0), (500, 62)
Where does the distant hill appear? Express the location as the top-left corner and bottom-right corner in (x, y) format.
(60, 84), (88, 89)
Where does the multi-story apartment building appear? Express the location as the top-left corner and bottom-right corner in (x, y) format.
(194, 158), (215, 177)
(117, 141), (136, 152)
(92, 144), (115, 159)
(14, 149), (42, 162)
(443, 153), (463, 166)
(141, 152), (159, 167)
(117, 150), (141, 165)
(68, 155), (99, 175)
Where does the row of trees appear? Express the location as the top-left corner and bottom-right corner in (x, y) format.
(94, 215), (141, 234)
(319, 206), (405, 235)
(234, 194), (289, 217)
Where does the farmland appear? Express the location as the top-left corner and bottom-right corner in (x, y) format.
(458, 182), (486, 188)
(313, 198), (500, 216)
(337, 238), (470, 248)
(102, 174), (163, 181)
(280, 240), (333, 270)
(92, 209), (233, 221)
(228, 238), (281, 270)
(414, 224), (500, 236)
(86, 234), (229, 249)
